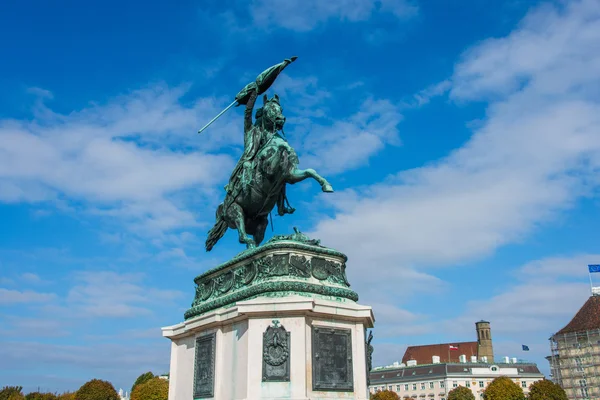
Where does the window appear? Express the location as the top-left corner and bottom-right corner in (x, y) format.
(579, 380), (589, 398)
(491, 366), (498, 371)
(429, 382), (434, 389)
(453, 381), (458, 388)
(413, 384), (417, 391)
(576, 357), (584, 372)
(465, 381), (471, 388)
(479, 381), (484, 388)
(405, 384), (409, 391)
(421, 383), (426, 390)
(396, 385), (401, 392)
(388, 385), (393, 391)
(521, 381), (527, 388)
(440, 381), (445, 388)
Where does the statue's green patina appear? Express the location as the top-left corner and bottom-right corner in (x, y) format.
(204, 57), (333, 251)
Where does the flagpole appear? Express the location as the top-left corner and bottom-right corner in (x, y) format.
(197, 100), (237, 134)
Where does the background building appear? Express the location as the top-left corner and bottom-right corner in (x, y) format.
(371, 321), (544, 399)
(548, 294), (600, 400)
(369, 360), (544, 400)
(402, 321), (494, 365)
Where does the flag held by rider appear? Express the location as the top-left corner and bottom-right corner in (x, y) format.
(197, 56), (298, 134)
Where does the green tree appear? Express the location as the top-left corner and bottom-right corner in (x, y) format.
(130, 378), (168, 400)
(370, 390), (400, 400)
(56, 393), (75, 400)
(25, 393), (58, 400)
(448, 386), (476, 400)
(74, 379), (119, 400)
(0, 387), (24, 400)
(527, 379), (567, 400)
(131, 372), (154, 394)
(484, 376), (525, 400)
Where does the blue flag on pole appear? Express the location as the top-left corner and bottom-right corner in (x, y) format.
(522, 345), (530, 351)
(589, 265), (600, 273)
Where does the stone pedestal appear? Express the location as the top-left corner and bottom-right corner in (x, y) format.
(162, 237), (375, 400)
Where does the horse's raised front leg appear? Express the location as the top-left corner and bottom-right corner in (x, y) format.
(286, 168), (333, 192)
(225, 203), (256, 249)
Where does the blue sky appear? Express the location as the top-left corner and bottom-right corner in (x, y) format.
(1, 0), (600, 394)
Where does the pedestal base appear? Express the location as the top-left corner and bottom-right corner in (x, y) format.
(162, 237), (375, 399)
(163, 295), (374, 400)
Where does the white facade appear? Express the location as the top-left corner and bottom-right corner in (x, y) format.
(369, 362), (544, 399)
(163, 295), (374, 400)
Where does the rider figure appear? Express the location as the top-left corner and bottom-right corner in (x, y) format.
(224, 83), (295, 216)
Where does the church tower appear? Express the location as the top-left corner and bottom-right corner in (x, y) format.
(476, 320), (494, 363)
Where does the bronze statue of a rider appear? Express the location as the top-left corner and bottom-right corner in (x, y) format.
(203, 57), (333, 251)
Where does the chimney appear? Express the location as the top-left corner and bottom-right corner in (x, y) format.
(511, 357), (517, 364)
(407, 360), (417, 366)
(504, 356), (510, 364)
(470, 356), (477, 363)
(475, 320), (494, 363)
(459, 354), (467, 363)
(432, 355), (440, 364)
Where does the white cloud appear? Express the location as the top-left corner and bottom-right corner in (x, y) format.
(20, 272), (42, 284)
(270, 74), (404, 176)
(300, 0), (600, 344)
(0, 340), (170, 392)
(0, 85), (238, 234)
(0, 288), (56, 304)
(300, 97), (403, 175)
(310, 0), (600, 278)
(249, 0), (418, 31)
(447, 254), (600, 341)
(62, 271), (183, 318)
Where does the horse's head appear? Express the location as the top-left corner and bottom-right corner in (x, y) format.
(256, 94), (286, 132)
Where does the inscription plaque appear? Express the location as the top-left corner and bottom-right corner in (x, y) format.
(262, 320), (291, 382)
(312, 326), (353, 391)
(193, 333), (216, 398)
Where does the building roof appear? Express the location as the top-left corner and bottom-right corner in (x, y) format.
(402, 342), (478, 364)
(556, 295), (600, 335)
(369, 362), (543, 385)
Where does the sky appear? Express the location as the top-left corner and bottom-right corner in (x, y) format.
(1, 0), (600, 394)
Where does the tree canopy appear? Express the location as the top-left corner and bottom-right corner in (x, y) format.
(527, 379), (567, 400)
(448, 386), (475, 400)
(75, 379), (119, 400)
(483, 376), (525, 400)
(130, 378), (168, 400)
(370, 390), (400, 400)
(131, 372), (154, 394)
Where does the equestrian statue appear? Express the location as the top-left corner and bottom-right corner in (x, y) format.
(199, 57), (333, 251)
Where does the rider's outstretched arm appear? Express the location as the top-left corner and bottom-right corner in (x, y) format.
(244, 87), (258, 134)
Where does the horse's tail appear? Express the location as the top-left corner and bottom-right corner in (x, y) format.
(205, 205), (228, 252)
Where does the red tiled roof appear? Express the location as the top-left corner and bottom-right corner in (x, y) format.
(556, 295), (600, 335)
(401, 341), (478, 365)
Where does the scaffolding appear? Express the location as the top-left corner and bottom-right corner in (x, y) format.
(549, 328), (600, 400)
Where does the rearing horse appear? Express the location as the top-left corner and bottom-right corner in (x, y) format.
(205, 86), (333, 251)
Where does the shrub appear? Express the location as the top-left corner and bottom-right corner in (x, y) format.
(448, 386), (475, 400)
(527, 379), (567, 400)
(484, 376), (525, 400)
(130, 372), (154, 394)
(370, 390), (400, 400)
(57, 393), (75, 400)
(75, 379), (119, 400)
(1, 387), (24, 400)
(130, 378), (168, 400)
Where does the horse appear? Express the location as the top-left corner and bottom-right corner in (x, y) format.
(205, 91), (333, 251)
